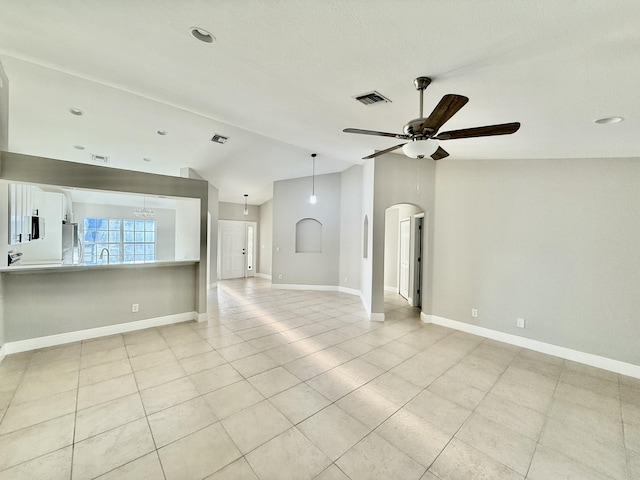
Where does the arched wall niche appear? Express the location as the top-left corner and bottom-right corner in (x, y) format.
(295, 218), (322, 253)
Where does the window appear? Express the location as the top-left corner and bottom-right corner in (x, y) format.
(84, 218), (156, 265)
(246, 225), (254, 271)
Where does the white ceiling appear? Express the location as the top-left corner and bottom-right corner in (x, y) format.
(0, 1), (638, 204)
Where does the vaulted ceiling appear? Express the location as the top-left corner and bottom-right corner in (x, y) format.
(0, 1), (638, 203)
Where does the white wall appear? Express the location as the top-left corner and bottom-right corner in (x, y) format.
(174, 198), (200, 260)
(360, 160), (375, 314)
(272, 173), (341, 286)
(432, 157), (640, 365)
(384, 208), (399, 290)
(180, 167), (219, 289)
(258, 199), (273, 277)
(72, 202), (176, 262)
(207, 184), (219, 288)
(339, 165), (363, 292)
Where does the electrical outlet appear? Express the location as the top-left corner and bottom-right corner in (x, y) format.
(132, 303), (139, 313)
(471, 308), (478, 318)
(517, 317), (525, 328)
(278, 274), (283, 280)
(344, 277), (348, 283)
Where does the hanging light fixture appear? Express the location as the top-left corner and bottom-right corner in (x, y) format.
(402, 138), (439, 159)
(134, 197), (155, 218)
(243, 194), (249, 215)
(309, 153), (317, 204)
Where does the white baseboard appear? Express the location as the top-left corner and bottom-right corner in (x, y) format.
(2, 312), (200, 356)
(256, 273), (272, 280)
(197, 312), (208, 323)
(0, 345), (5, 364)
(370, 312), (386, 322)
(338, 286), (361, 297)
(421, 313), (640, 379)
(384, 286), (397, 293)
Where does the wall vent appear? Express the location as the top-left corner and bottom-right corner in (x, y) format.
(91, 154), (109, 163)
(211, 134), (229, 144)
(353, 90), (391, 105)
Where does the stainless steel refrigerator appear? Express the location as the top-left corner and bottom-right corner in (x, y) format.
(62, 223), (82, 264)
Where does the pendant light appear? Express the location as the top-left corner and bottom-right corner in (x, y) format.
(309, 153), (317, 204)
(243, 194), (249, 215)
(134, 197), (155, 218)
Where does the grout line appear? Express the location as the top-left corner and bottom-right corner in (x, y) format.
(127, 336), (169, 480)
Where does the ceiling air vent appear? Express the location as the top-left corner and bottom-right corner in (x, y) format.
(353, 90), (391, 106)
(211, 133), (229, 144)
(91, 154), (109, 163)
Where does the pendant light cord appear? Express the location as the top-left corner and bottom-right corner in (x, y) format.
(311, 153), (316, 195)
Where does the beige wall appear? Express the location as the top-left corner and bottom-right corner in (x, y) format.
(1, 152), (209, 346)
(219, 201), (259, 222)
(272, 173), (341, 286)
(369, 154), (437, 316)
(258, 200), (273, 277)
(4, 264), (196, 341)
(432, 157), (640, 364)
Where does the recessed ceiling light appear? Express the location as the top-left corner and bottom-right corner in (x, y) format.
(157, 130), (168, 136)
(69, 107), (84, 116)
(190, 27), (215, 43)
(73, 145), (85, 150)
(143, 157), (152, 162)
(595, 116), (623, 124)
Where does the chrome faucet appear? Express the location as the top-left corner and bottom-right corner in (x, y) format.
(99, 247), (110, 264)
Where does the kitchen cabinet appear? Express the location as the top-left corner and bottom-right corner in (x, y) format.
(8, 183), (41, 244)
(19, 191), (65, 264)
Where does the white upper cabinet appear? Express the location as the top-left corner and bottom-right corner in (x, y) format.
(8, 183), (42, 244)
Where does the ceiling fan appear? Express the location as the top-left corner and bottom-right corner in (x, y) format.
(344, 77), (520, 160)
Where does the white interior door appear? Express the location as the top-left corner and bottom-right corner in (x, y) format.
(220, 221), (246, 280)
(399, 219), (410, 299)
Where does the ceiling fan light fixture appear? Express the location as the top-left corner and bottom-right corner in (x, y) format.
(402, 139), (439, 159)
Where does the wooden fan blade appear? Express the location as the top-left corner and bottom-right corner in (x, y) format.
(343, 128), (409, 139)
(435, 122), (521, 140)
(423, 94), (469, 132)
(431, 146), (449, 160)
(362, 143), (406, 159)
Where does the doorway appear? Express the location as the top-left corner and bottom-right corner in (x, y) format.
(383, 204), (424, 309)
(218, 220), (257, 280)
(399, 218), (410, 300)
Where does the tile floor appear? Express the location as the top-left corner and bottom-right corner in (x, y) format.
(0, 277), (639, 479)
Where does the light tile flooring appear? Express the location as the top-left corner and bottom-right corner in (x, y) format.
(0, 278), (639, 479)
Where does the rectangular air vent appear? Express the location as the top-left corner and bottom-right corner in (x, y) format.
(211, 134), (229, 144)
(353, 90), (391, 105)
(91, 154), (109, 163)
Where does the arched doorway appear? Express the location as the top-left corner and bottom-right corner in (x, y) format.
(383, 203), (424, 319)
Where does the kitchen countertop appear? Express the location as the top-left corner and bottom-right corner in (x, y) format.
(0, 259), (199, 273)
